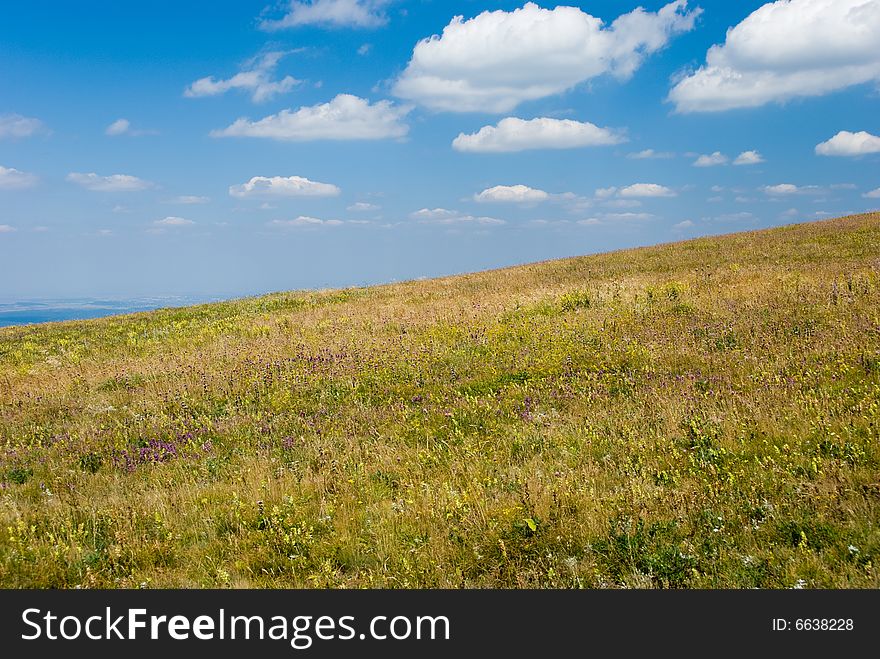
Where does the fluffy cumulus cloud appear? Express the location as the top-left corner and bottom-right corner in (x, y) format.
(619, 183), (676, 197)
(0, 113), (47, 139)
(474, 184), (549, 203)
(185, 52), (300, 103)
(733, 150), (764, 165)
(394, 1), (701, 112)
(763, 184), (798, 195)
(260, 0), (390, 30)
(673, 219), (695, 229)
(862, 188), (880, 199)
(155, 216), (195, 226)
(229, 175), (340, 198)
(693, 151), (728, 167)
(452, 117), (624, 153)
(669, 0), (880, 113)
(410, 208), (459, 220)
(66, 172), (152, 192)
(0, 165), (38, 190)
(815, 130), (880, 156)
(212, 94), (410, 141)
(762, 183), (820, 195)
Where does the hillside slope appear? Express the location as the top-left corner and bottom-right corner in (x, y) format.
(2, 213), (879, 588)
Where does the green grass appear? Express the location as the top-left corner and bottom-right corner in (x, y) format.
(2, 213), (879, 588)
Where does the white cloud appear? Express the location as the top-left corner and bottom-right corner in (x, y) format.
(104, 118), (156, 137)
(66, 172), (153, 192)
(461, 216), (507, 226)
(409, 208), (459, 220)
(693, 151), (728, 167)
(0, 165), (38, 190)
(627, 149), (674, 159)
(595, 186), (618, 199)
(212, 94), (410, 141)
(577, 218), (601, 226)
(270, 216), (346, 228)
(474, 184), (549, 203)
(815, 130), (880, 156)
(185, 51), (300, 103)
(733, 150), (764, 165)
(830, 183), (857, 190)
(347, 202), (380, 211)
(155, 216), (195, 226)
(452, 117), (624, 153)
(105, 119), (131, 136)
(358, 43), (372, 56)
(763, 184), (797, 195)
(780, 208), (799, 217)
(0, 113), (47, 139)
(669, 0), (880, 113)
(619, 183), (676, 198)
(410, 209), (505, 225)
(0, 224), (15, 233)
(260, 0), (390, 30)
(762, 183), (820, 195)
(169, 195), (210, 204)
(863, 188), (880, 199)
(673, 219), (695, 229)
(394, 1), (701, 112)
(229, 175), (340, 198)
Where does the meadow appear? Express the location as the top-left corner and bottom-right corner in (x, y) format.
(1, 213), (879, 588)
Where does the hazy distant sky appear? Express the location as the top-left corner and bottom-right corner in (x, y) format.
(1, 0), (879, 298)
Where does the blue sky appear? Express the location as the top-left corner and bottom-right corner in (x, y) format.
(1, 0), (879, 299)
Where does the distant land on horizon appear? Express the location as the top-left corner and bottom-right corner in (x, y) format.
(0, 296), (225, 328)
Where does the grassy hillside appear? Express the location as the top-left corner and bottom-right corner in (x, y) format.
(2, 213), (879, 588)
